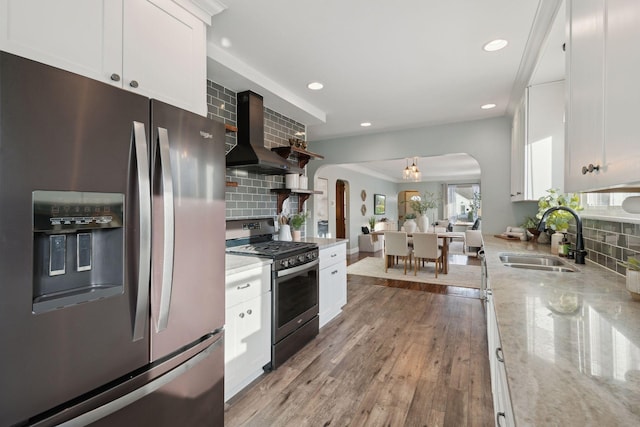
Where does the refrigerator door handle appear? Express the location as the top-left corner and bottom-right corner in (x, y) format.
(155, 127), (174, 332)
(56, 337), (223, 426)
(132, 121), (151, 342)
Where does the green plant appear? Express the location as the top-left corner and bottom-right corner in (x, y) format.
(619, 256), (640, 272)
(368, 216), (376, 230)
(289, 211), (309, 230)
(408, 191), (439, 215)
(521, 216), (540, 229)
(536, 188), (583, 231)
(404, 213), (417, 220)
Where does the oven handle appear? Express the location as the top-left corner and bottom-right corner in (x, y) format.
(276, 259), (319, 278)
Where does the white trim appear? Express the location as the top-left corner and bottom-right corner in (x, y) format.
(172, 0), (227, 25)
(506, 0), (564, 116)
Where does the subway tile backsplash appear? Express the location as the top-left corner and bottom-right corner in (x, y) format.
(207, 80), (306, 224)
(567, 218), (640, 276)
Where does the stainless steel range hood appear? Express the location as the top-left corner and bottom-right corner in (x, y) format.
(226, 91), (303, 175)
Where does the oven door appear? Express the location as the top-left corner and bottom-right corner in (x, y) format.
(273, 259), (319, 344)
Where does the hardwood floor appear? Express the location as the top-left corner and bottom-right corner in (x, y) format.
(224, 250), (493, 427)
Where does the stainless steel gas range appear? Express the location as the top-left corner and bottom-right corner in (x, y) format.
(226, 218), (319, 370)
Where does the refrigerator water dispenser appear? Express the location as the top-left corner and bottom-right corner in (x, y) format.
(32, 191), (125, 314)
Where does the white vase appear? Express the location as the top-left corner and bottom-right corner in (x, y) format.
(627, 270), (640, 300)
(404, 219), (417, 233)
(279, 224), (292, 241)
(417, 214), (429, 232)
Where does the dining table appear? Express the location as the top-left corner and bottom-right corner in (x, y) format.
(371, 230), (466, 274)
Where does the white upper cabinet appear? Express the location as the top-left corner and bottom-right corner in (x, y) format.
(510, 95), (526, 201)
(601, 0), (640, 189)
(511, 81), (564, 202)
(565, 0), (640, 191)
(0, 0), (208, 116)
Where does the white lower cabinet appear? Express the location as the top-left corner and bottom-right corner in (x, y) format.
(487, 290), (515, 427)
(224, 264), (271, 402)
(318, 242), (347, 328)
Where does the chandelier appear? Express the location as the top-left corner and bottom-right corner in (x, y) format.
(403, 157), (422, 181)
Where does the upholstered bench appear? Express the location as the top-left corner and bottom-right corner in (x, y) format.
(359, 233), (384, 252)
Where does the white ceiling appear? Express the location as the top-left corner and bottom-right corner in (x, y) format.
(206, 0), (565, 181)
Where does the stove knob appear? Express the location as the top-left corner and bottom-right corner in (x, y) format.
(298, 255), (305, 263)
(281, 259), (289, 268)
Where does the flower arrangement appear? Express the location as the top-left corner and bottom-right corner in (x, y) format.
(289, 211), (309, 230)
(536, 188), (583, 231)
(408, 191), (439, 215)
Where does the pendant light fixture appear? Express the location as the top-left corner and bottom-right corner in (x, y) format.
(403, 159), (412, 180)
(402, 157), (421, 181)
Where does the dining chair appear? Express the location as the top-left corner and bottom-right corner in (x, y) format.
(411, 232), (443, 277)
(383, 231), (412, 274)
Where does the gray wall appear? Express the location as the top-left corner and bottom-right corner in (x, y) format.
(307, 116), (537, 237)
(313, 165), (398, 251)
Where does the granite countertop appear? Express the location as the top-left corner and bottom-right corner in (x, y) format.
(301, 237), (349, 249)
(225, 254), (272, 276)
(483, 235), (640, 426)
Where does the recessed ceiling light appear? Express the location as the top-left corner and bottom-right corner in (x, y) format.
(307, 82), (324, 90)
(360, 122), (371, 127)
(483, 39), (508, 52)
(481, 103), (497, 110)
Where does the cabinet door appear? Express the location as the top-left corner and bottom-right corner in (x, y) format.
(565, 0), (605, 192)
(526, 81), (565, 200)
(224, 293), (271, 401)
(603, 0), (640, 188)
(510, 95), (526, 201)
(0, 0), (122, 85)
(123, 0), (207, 115)
(319, 260), (347, 328)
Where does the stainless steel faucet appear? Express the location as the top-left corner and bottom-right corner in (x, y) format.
(537, 206), (587, 264)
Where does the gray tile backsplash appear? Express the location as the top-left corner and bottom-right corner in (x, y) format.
(207, 80), (306, 227)
(566, 218), (640, 276)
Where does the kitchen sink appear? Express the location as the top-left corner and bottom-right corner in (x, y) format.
(499, 253), (578, 272)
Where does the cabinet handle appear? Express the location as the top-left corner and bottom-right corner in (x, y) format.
(331, 253), (337, 258)
(237, 283), (251, 290)
(496, 347), (504, 363)
(581, 163), (600, 175)
(246, 309), (252, 315)
(497, 411), (506, 427)
(239, 312), (245, 318)
(331, 270), (338, 275)
(110, 73), (121, 82)
(129, 80), (139, 88)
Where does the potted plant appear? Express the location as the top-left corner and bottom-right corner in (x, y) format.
(619, 256), (640, 300)
(368, 216), (376, 231)
(521, 216), (541, 242)
(408, 191), (439, 232)
(536, 189), (583, 232)
(289, 211), (309, 241)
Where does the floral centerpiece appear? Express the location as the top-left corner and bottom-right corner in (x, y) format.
(408, 191), (439, 232)
(536, 189), (583, 232)
(408, 191), (439, 215)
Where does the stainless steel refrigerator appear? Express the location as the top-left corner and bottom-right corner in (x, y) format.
(0, 51), (225, 426)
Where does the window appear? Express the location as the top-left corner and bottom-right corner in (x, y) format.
(445, 183), (481, 222)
